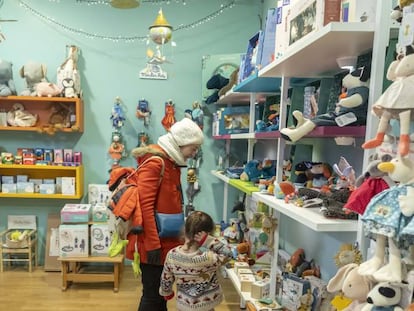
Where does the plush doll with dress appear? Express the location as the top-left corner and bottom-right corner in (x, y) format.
(280, 65), (370, 143)
(359, 155), (414, 283)
(362, 45), (414, 156)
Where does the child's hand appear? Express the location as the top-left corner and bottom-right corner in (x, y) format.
(163, 292), (174, 301)
(194, 231), (208, 245)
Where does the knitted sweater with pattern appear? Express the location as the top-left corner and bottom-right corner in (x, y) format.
(159, 236), (233, 311)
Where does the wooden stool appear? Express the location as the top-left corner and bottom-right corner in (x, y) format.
(58, 255), (124, 292)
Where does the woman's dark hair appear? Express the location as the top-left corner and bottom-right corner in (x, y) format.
(185, 211), (214, 240)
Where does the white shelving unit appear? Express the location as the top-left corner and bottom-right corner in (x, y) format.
(253, 192), (358, 232)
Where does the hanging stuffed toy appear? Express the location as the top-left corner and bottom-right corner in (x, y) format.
(110, 97), (126, 130)
(136, 98), (151, 127)
(161, 99), (176, 131)
(359, 156), (414, 283)
(362, 44), (414, 156)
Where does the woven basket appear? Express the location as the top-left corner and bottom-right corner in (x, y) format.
(6, 231), (28, 248)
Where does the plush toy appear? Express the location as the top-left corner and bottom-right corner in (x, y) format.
(0, 59), (17, 96)
(240, 159), (275, 183)
(218, 67), (239, 97)
(293, 161), (313, 187)
(110, 97), (125, 130)
(327, 263), (374, 311)
(6, 103), (38, 127)
(359, 155), (414, 283)
(391, 0), (414, 23)
(344, 154), (395, 215)
(280, 65), (370, 143)
(161, 99), (176, 131)
(332, 156), (356, 190)
(361, 282), (404, 311)
(362, 45), (414, 156)
(61, 78), (76, 98)
(35, 82), (62, 97)
(205, 73), (229, 104)
(57, 45), (81, 97)
(19, 61), (47, 96)
(333, 244), (363, 268)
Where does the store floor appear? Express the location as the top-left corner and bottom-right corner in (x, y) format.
(0, 265), (242, 311)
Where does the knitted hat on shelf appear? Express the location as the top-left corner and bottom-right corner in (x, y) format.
(158, 118), (204, 166)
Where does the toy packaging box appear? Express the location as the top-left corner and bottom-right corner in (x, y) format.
(92, 203), (109, 222)
(88, 184), (112, 207)
(287, 0), (341, 47)
(59, 224), (89, 257)
(90, 224), (111, 256)
(239, 31), (264, 82)
(61, 177), (75, 195)
(340, 0), (376, 23)
(259, 8), (278, 69)
(275, 0), (295, 60)
(60, 203), (91, 223)
(218, 106), (250, 135)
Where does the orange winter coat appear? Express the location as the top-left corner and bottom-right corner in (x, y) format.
(127, 144), (183, 264)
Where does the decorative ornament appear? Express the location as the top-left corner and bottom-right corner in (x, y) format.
(136, 98), (151, 126)
(161, 99), (176, 131)
(137, 131), (149, 147)
(110, 0), (140, 9)
(333, 243), (362, 268)
(110, 96), (126, 130)
(140, 9), (174, 79)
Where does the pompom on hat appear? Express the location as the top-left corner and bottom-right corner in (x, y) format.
(169, 118), (204, 146)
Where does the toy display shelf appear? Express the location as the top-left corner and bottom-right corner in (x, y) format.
(210, 170), (259, 195)
(0, 164), (84, 199)
(225, 268), (282, 311)
(0, 96), (84, 133)
(234, 72), (281, 94)
(252, 192), (358, 232)
(216, 90), (271, 105)
(259, 22), (375, 78)
(213, 126), (365, 140)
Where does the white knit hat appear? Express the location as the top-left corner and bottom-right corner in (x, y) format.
(169, 118), (204, 146)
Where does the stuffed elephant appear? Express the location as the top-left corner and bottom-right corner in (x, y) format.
(0, 59), (17, 96)
(20, 61), (47, 96)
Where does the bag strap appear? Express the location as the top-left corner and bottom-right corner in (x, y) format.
(127, 155), (165, 184)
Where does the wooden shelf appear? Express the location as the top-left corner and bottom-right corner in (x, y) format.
(259, 22), (375, 78)
(252, 192), (358, 232)
(0, 96), (84, 133)
(0, 164), (84, 199)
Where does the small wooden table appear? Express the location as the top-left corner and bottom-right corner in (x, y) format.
(58, 255), (124, 292)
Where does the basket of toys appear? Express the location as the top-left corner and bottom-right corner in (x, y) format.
(5, 230), (29, 248)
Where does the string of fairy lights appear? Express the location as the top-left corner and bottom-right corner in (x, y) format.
(16, 0), (236, 43)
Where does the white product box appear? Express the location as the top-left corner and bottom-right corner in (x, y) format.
(275, 0), (295, 60)
(234, 261), (250, 274)
(240, 274), (256, 292)
(88, 184), (112, 206)
(29, 179), (42, 193)
(1, 183), (17, 193)
(16, 175), (29, 183)
(1, 175), (15, 184)
(55, 177), (62, 194)
(90, 224), (111, 256)
(92, 203), (109, 222)
(340, 0), (376, 23)
(17, 182), (34, 194)
(251, 279), (271, 299)
(61, 177), (75, 195)
(60, 203), (91, 223)
(287, 0), (341, 47)
(39, 184), (56, 194)
(59, 224), (89, 257)
(237, 268), (253, 278)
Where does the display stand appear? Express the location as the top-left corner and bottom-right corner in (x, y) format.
(58, 254), (124, 292)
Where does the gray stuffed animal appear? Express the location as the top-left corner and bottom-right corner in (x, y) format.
(19, 61), (47, 96)
(0, 59), (17, 96)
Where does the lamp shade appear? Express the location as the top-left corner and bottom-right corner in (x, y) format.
(149, 9), (173, 45)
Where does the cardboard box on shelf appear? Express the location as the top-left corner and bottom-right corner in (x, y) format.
(60, 203), (91, 223)
(340, 0), (376, 23)
(90, 223), (111, 256)
(59, 224), (89, 257)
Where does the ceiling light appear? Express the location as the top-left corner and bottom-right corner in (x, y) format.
(110, 0), (140, 9)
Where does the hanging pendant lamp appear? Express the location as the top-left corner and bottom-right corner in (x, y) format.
(110, 0), (140, 9)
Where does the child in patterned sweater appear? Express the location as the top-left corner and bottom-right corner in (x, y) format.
(159, 211), (234, 311)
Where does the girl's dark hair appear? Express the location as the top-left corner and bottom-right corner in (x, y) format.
(185, 211), (214, 239)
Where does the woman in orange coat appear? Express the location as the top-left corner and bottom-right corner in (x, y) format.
(130, 117), (204, 311)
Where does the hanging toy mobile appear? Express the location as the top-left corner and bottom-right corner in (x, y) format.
(161, 99), (176, 131)
(110, 96), (126, 130)
(139, 9), (175, 80)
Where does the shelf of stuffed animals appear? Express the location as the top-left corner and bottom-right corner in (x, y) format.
(0, 96), (83, 133)
(259, 22), (375, 79)
(0, 164), (83, 199)
(210, 170), (260, 196)
(252, 192), (358, 233)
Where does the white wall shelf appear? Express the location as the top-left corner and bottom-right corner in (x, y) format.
(252, 192), (358, 232)
(259, 22), (375, 78)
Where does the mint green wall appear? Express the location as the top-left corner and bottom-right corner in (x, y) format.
(0, 0), (261, 264)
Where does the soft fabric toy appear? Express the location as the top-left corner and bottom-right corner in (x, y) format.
(205, 73), (229, 104)
(391, 0), (414, 23)
(35, 82), (62, 97)
(327, 263), (373, 311)
(0, 59), (17, 96)
(359, 156), (414, 282)
(344, 154), (395, 215)
(362, 45), (414, 156)
(7, 103), (38, 127)
(361, 282), (404, 311)
(161, 99), (176, 131)
(57, 45), (81, 98)
(293, 161), (313, 187)
(280, 65), (370, 143)
(19, 61), (47, 96)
